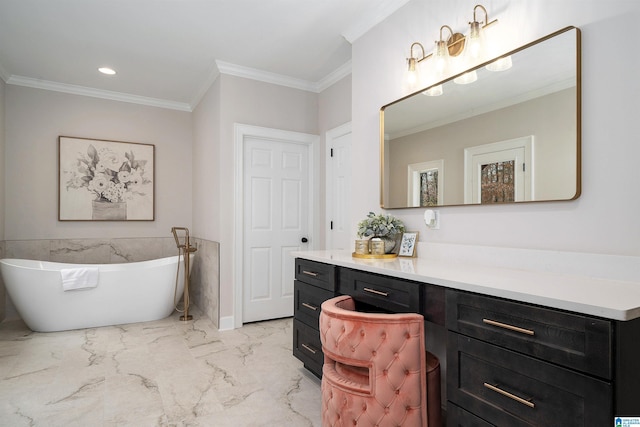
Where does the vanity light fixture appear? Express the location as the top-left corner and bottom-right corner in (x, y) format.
(486, 55), (513, 71)
(422, 84), (443, 96)
(406, 25), (465, 85)
(407, 42), (426, 85)
(98, 67), (117, 75)
(453, 70), (478, 85)
(405, 4), (500, 87)
(465, 5), (497, 62)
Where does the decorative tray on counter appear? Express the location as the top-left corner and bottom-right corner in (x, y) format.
(351, 252), (398, 259)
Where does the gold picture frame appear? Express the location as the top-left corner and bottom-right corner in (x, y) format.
(398, 232), (419, 257)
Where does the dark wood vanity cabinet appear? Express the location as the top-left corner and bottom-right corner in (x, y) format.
(292, 259), (337, 377)
(292, 257), (640, 424)
(292, 259), (445, 376)
(447, 289), (640, 425)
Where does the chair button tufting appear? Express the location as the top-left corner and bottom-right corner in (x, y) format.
(371, 350), (376, 356)
(383, 369), (388, 375)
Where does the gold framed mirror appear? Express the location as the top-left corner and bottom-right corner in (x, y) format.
(380, 26), (581, 208)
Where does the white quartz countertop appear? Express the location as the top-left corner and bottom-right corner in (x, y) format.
(293, 250), (640, 321)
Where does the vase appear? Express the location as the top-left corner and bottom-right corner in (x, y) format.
(92, 200), (127, 220)
(373, 236), (397, 254)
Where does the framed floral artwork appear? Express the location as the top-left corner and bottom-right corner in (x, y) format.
(58, 136), (155, 221)
(398, 231), (419, 257)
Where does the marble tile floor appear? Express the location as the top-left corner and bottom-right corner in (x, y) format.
(0, 308), (322, 426)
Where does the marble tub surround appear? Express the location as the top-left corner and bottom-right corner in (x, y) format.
(190, 238), (220, 327)
(4, 237), (178, 264)
(2, 237), (221, 328)
(0, 307), (321, 426)
(0, 240), (5, 322)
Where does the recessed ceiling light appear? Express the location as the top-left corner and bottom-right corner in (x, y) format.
(98, 67), (116, 75)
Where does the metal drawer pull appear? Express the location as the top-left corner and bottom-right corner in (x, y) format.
(302, 270), (318, 277)
(301, 344), (317, 354)
(363, 287), (389, 297)
(483, 318), (535, 336)
(302, 302), (318, 311)
(484, 383), (535, 408)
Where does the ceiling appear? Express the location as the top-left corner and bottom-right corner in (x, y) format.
(0, 0), (409, 111)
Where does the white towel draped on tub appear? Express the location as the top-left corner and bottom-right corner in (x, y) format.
(60, 267), (100, 291)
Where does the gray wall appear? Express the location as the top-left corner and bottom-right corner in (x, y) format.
(193, 73), (321, 324)
(4, 86), (193, 240)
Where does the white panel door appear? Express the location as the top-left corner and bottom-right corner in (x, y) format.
(326, 123), (351, 251)
(243, 137), (309, 322)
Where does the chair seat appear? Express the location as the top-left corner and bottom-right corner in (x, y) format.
(319, 295), (442, 426)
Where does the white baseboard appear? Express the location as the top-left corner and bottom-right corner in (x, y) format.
(218, 315), (236, 331)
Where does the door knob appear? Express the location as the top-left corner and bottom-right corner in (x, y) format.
(301, 237), (309, 243)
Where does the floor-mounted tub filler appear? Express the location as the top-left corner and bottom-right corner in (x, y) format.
(171, 226), (198, 321)
(0, 255), (188, 332)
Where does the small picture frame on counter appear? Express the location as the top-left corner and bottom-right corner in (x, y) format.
(398, 232), (418, 257)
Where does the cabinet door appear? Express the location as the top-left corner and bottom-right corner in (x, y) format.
(294, 280), (334, 329)
(447, 290), (611, 379)
(447, 403), (494, 427)
(447, 333), (611, 426)
(293, 318), (324, 377)
(339, 268), (421, 313)
(295, 259), (336, 291)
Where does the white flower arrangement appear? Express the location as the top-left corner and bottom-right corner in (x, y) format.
(357, 211), (405, 239)
(64, 145), (150, 203)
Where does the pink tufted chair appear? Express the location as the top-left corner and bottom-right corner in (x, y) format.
(319, 295), (441, 427)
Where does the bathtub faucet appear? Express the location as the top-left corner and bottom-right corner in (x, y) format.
(171, 227), (197, 321)
(171, 227), (197, 253)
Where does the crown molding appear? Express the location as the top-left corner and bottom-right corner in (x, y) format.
(215, 60), (319, 92)
(215, 60), (351, 94)
(3, 59), (352, 110)
(0, 62), (10, 83)
(316, 61), (352, 92)
(342, 0), (410, 43)
(6, 75), (192, 111)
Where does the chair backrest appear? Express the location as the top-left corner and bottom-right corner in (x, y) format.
(319, 295), (428, 426)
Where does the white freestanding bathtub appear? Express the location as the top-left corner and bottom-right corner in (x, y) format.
(0, 255), (188, 332)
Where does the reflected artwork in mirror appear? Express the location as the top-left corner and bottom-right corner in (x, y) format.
(380, 26), (581, 208)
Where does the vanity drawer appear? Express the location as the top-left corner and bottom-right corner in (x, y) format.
(447, 333), (611, 426)
(293, 318), (324, 377)
(339, 269), (420, 313)
(295, 259), (336, 292)
(446, 290), (612, 379)
(446, 403), (495, 427)
(294, 280), (334, 329)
